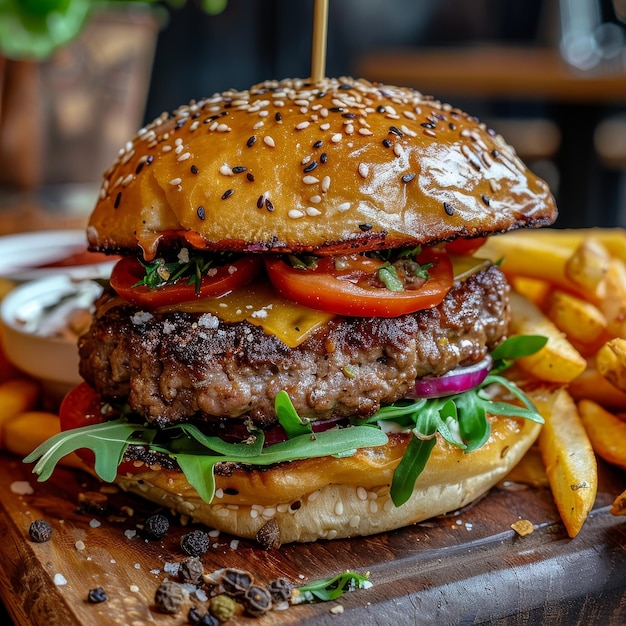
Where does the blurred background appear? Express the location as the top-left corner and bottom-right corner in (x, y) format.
(1, 0), (626, 230)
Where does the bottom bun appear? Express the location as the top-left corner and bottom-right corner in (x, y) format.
(115, 414), (541, 546)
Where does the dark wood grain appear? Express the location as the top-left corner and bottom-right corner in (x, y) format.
(0, 450), (625, 625)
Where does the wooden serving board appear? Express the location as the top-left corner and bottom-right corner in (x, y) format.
(0, 450), (625, 626)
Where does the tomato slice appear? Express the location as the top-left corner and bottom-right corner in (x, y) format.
(110, 254), (262, 308)
(445, 236), (488, 256)
(59, 383), (140, 475)
(265, 248), (454, 317)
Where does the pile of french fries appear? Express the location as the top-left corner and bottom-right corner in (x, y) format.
(481, 228), (626, 536)
(1, 231), (625, 539)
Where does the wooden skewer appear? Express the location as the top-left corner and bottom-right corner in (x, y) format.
(310, 0), (329, 83)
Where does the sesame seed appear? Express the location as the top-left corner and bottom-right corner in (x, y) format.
(356, 487), (368, 500)
(121, 173), (134, 186)
(402, 172), (416, 183)
(303, 175), (319, 185)
(309, 194), (322, 203)
(423, 129), (437, 138)
(306, 207), (322, 216)
(246, 172), (255, 182)
(303, 161), (318, 173)
(337, 202), (351, 212)
(443, 202), (455, 216)
(114, 191), (122, 208)
(169, 177), (182, 186)
(331, 133), (342, 143)
(216, 123), (230, 132)
(382, 138), (392, 148)
(334, 501), (344, 515)
(358, 128), (373, 136)
(321, 176), (331, 192)
(320, 122), (331, 130)
(345, 124), (354, 134)
(481, 194), (490, 206)
(389, 125), (404, 137)
(219, 164), (233, 176)
(197, 206), (205, 220)
(289, 209), (305, 219)
(358, 163), (369, 178)
(275, 112), (282, 122)
(358, 223), (373, 231)
(295, 121), (310, 130)
(135, 162), (145, 175)
(232, 166), (247, 173)
(247, 135), (257, 147)
(265, 198), (274, 212)
(313, 140), (324, 148)
(264, 136), (275, 148)
(162, 145), (172, 153)
(320, 152), (328, 164)
(190, 164), (199, 174)
(177, 151), (191, 162)
(257, 194), (265, 208)
(393, 143), (405, 157)
(221, 189), (234, 200)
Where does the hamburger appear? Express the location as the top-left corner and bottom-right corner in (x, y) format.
(27, 77), (557, 546)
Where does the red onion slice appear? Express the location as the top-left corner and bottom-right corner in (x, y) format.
(410, 355), (493, 399)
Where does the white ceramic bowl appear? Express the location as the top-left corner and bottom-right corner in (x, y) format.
(0, 229), (117, 282)
(0, 274), (105, 400)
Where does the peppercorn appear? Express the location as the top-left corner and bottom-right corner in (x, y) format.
(87, 587), (107, 604)
(209, 594), (238, 622)
(28, 519), (53, 543)
(187, 606), (204, 625)
(154, 580), (184, 614)
(268, 577), (293, 603)
(220, 568), (252, 597)
(180, 529), (210, 557)
(143, 513), (170, 540)
(179, 556), (204, 584)
(243, 584), (272, 616)
(199, 614), (220, 626)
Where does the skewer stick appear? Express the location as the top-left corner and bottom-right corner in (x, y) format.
(310, 0), (329, 83)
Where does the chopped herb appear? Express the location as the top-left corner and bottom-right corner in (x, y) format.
(293, 571), (372, 604)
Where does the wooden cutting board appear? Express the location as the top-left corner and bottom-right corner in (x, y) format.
(0, 449), (625, 626)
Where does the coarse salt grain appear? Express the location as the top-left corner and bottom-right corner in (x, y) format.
(54, 573), (68, 586)
(10, 481), (33, 495)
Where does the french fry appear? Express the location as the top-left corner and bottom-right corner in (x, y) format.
(569, 362), (626, 410)
(546, 290), (607, 350)
(528, 386), (597, 538)
(480, 235), (574, 293)
(578, 399), (626, 471)
(596, 338), (626, 393)
(509, 276), (551, 309)
(506, 227), (626, 264)
(597, 258), (626, 338)
(564, 238), (610, 298)
(0, 378), (40, 448)
(508, 292), (587, 383)
(611, 489), (626, 516)
(3, 411), (84, 470)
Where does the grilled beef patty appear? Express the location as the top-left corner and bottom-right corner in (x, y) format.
(78, 264), (509, 428)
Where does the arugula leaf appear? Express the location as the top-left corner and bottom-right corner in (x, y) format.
(294, 571), (372, 603)
(490, 335), (548, 372)
(378, 263), (404, 292)
(24, 419), (156, 483)
(275, 390), (313, 438)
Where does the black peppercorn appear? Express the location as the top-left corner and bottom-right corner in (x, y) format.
(199, 614), (220, 626)
(28, 519), (53, 543)
(143, 514), (169, 540)
(87, 587), (107, 604)
(180, 530), (210, 556)
(179, 556), (204, 584)
(154, 580), (184, 614)
(268, 577), (293, 603)
(187, 606), (204, 625)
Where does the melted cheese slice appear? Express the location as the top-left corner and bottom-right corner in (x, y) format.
(159, 281), (335, 348)
(156, 256), (490, 349)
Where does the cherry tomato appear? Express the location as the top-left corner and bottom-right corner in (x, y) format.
(445, 236), (488, 256)
(264, 248), (453, 317)
(59, 383), (139, 475)
(110, 254), (262, 308)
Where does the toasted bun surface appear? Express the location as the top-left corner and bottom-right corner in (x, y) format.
(115, 415), (541, 545)
(89, 77), (557, 259)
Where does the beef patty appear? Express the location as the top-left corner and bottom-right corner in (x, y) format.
(78, 264), (510, 428)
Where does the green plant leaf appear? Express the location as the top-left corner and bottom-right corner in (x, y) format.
(294, 571), (372, 603)
(275, 390), (313, 438)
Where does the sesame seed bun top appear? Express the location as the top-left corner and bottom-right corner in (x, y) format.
(87, 77), (557, 260)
